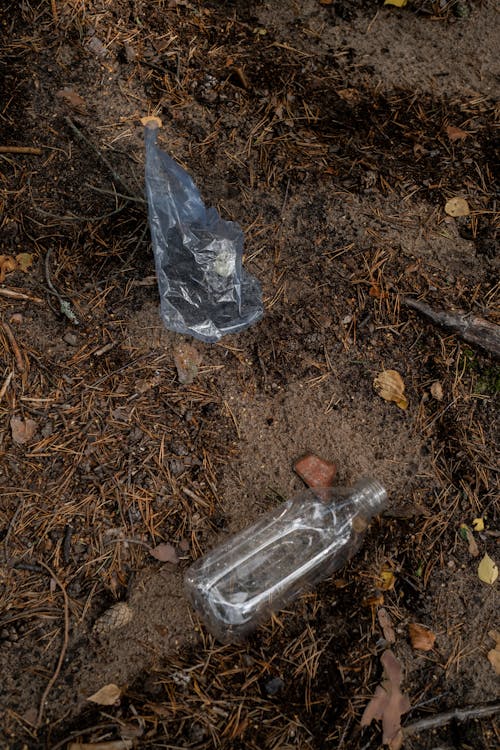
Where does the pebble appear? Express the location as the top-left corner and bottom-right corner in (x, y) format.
(63, 332), (78, 346)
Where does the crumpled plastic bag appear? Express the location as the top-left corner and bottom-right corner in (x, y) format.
(144, 123), (263, 343)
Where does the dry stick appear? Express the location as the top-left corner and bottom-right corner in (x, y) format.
(403, 297), (500, 358)
(0, 288), (44, 302)
(65, 117), (140, 201)
(0, 145), (42, 155)
(1, 320), (26, 372)
(44, 247), (79, 325)
(404, 702), (500, 736)
(36, 561), (70, 728)
(0, 370), (13, 402)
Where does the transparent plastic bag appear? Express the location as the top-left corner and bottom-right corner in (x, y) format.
(144, 123), (263, 343)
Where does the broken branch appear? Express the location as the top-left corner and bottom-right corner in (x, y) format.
(1, 320), (26, 372)
(36, 561), (70, 728)
(404, 297), (500, 358)
(0, 145), (42, 155)
(404, 701), (500, 736)
(0, 288), (44, 302)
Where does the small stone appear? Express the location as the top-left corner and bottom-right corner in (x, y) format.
(63, 332), (78, 346)
(294, 454), (337, 489)
(264, 676), (284, 695)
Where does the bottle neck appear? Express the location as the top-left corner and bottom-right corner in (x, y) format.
(347, 479), (388, 519)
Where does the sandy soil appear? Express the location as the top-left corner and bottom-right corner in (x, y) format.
(0, 1), (498, 748)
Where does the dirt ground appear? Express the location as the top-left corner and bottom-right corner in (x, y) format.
(0, 1), (499, 748)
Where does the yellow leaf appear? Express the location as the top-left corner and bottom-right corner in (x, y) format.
(16, 253), (34, 273)
(444, 197), (470, 217)
(478, 553), (498, 585)
(379, 569), (396, 591)
(384, 0), (408, 6)
(472, 517), (484, 532)
(87, 683), (122, 705)
(373, 370), (408, 409)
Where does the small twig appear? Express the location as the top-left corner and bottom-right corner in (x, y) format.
(3, 497), (24, 564)
(36, 561), (70, 728)
(84, 183), (146, 205)
(0, 145), (42, 155)
(1, 320), (26, 372)
(35, 204), (128, 222)
(94, 341), (117, 356)
(0, 288), (44, 302)
(50, 0), (58, 23)
(0, 370), (14, 402)
(403, 297), (500, 358)
(404, 702), (500, 736)
(44, 248), (79, 325)
(65, 117), (139, 200)
(63, 525), (73, 565)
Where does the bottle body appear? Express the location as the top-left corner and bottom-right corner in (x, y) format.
(185, 479), (387, 643)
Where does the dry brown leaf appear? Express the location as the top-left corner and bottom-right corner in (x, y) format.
(363, 594), (385, 608)
(373, 370), (408, 410)
(445, 125), (469, 142)
(87, 683), (122, 705)
(408, 622), (436, 651)
(22, 707), (38, 726)
(16, 252), (34, 272)
(10, 415), (37, 444)
(174, 343), (202, 385)
(360, 649), (411, 750)
(0, 255), (18, 283)
(150, 542), (178, 564)
(56, 88), (87, 113)
(369, 284), (388, 300)
(336, 87), (360, 103)
(487, 630), (500, 675)
(444, 197), (470, 217)
(430, 381), (443, 401)
(378, 608), (396, 644)
(460, 524), (479, 557)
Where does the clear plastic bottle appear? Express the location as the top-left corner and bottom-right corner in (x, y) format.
(185, 478), (387, 643)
